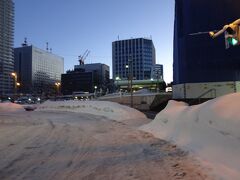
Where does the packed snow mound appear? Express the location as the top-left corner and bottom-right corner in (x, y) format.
(37, 100), (146, 121)
(0, 102), (25, 113)
(140, 93), (240, 180)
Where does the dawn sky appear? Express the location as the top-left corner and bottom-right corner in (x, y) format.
(14, 0), (175, 83)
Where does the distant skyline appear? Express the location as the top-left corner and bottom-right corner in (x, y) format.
(14, 0), (174, 83)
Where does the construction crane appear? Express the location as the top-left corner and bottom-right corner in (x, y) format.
(79, 50), (90, 65)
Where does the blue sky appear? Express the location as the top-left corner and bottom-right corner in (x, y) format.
(14, 0), (175, 83)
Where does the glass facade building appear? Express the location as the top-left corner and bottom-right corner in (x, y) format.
(0, 0), (14, 95)
(152, 64), (163, 80)
(173, 0), (240, 85)
(112, 38), (156, 80)
(14, 45), (64, 94)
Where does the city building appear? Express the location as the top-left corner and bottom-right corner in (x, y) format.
(61, 68), (93, 95)
(112, 38), (156, 81)
(173, 0), (240, 99)
(151, 64), (163, 80)
(61, 63), (110, 95)
(79, 63), (110, 91)
(0, 0), (14, 95)
(14, 44), (64, 95)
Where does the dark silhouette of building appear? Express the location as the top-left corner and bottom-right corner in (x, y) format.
(61, 68), (93, 95)
(61, 63), (110, 95)
(0, 0), (14, 95)
(173, 0), (240, 98)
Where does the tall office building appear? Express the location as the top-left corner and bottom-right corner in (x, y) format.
(0, 0), (14, 95)
(173, 0), (240, 98)
(152, 64), (163, 80)
(112, 38), (156, 80)
(14, 45), (64, 95)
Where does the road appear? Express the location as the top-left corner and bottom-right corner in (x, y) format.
(0, 110), (212, 180)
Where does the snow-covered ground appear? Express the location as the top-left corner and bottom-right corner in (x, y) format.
(0, 100), (211, 179)
(140, 93), (240, 180)
(0, 102), (25, 113)
(2, 95), (240, 179)
(37, 100), (146, 121)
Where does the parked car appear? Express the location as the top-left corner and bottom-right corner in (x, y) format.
(14, 97), (35, 104)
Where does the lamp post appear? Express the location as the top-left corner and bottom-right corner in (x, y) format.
(128, 56), (133, 108)
(151, 78), (154, 92)
(11, 72), (17, 95)
(115, 76), (120, 91)
(94, 85), (97, 98)
(125, 65), (129, 92)
(55, 82), (61, 96)
(16, 82), (21, 93)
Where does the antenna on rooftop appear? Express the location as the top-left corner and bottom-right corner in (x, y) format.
(22, 37), (28, 46)
(46, 42), (49, 51)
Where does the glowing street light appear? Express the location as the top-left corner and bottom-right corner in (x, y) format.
(55, 82), (61, 96)
(55, 82), (61, 86)
(11, 72), (18, 94)
(115, 76), (120, 91)
(94, 86), (98, 98)
(11, 72), (16, 77)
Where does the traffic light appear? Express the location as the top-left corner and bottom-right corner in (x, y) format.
(227, 37), (238, 45)
(225, 25), (240, 49)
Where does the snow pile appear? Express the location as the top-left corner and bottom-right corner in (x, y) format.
(140, 93), (240, 180)
(0, 102), (25, 113)
(37, 100), (146, 121)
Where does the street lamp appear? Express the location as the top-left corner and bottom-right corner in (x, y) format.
(128, 56), (133, 108)
(115, 76), (120, 91)
(125, 65), (130, 92)
(150, 78), (154, 91)
(16, 82), (21, 92)
(94, 85), (97, 97)
(11, 72), (18, 95)
(55, 82), (61, 96)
